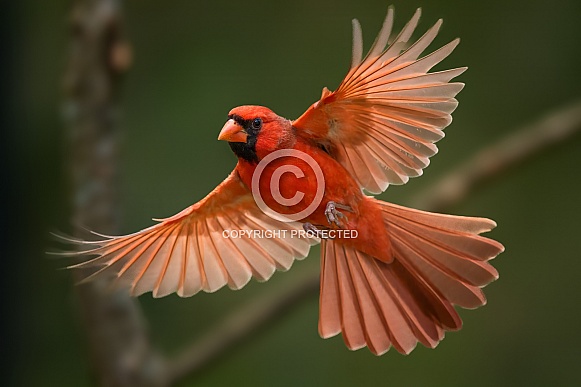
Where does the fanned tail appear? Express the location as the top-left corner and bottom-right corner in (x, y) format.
(318, 199), (504, 355)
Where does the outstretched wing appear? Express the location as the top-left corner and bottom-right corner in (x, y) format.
(60, 171), (317, 298)
(293, 7), (466, 193)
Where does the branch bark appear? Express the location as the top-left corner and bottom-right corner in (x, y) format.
(410, 99), (581, 211)
(169, 271), (320, 382)
(168, 100), (581, 383)
(64, 1), (165, 385)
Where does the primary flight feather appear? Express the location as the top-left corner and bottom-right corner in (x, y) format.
(61, 6), (504, 356)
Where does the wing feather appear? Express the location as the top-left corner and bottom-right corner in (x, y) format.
(153, 222), (184, 297)
(61, 171), (318, 297)
(180, 222), (205, 297)
(350, 19), (363, 69)
(293, 7), (465, 193)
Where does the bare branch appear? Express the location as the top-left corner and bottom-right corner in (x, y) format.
(168, 99), (581, 382)
(411, 99), (581, 211)
(169, 272), (320, 382)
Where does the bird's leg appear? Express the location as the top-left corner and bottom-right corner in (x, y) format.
(325, 201), (353, 227)
(303, 223), (325, 239)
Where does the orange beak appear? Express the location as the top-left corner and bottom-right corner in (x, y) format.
(218, 119), (248, 143)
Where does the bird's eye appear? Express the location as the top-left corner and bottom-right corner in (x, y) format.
(252, 118), (262, 130)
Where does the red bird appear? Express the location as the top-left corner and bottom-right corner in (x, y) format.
(65, 7), (504, 355)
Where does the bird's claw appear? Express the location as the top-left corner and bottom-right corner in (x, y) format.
(303, 222), (324, 239)
(324, 201), (353, 227)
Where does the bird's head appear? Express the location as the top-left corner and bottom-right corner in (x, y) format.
(218, 105), (292, 163)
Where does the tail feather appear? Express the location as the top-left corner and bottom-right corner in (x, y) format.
(334, 244), (368, 351)
(343, 246), (391, 354)
(319, 240), (342, 339)
(390, 228), (487, 308)
(369, 253), (446, 352)
(381, 200), (504, 309)
(318, 200), (504, 355)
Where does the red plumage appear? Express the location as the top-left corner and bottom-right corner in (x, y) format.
(61, 7), (504, 355)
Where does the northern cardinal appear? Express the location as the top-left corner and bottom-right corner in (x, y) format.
(64, 7), (504, 355)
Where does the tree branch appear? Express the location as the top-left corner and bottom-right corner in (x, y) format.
(169, 271), (320, 382)
(64, 1), (165, 385)
(168, 100), (581, 383)
(410, 99), (581, 211)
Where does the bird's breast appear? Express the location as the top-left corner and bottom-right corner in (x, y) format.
(236, 142), (392, 261)
(236, 143), (363, 226)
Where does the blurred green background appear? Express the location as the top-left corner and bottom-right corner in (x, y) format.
(5, 0), (581, 386)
